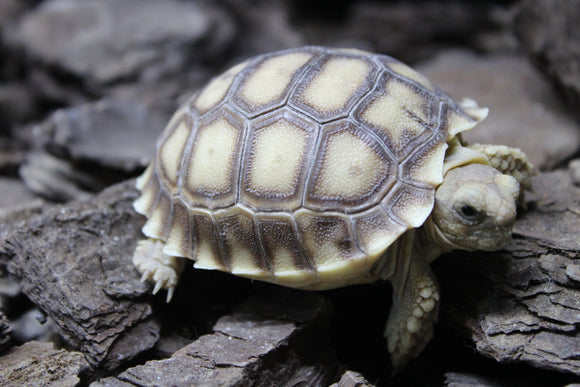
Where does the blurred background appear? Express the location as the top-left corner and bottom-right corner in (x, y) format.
(0, 1), (579, 386)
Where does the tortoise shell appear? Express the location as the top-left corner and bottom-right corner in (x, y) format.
(134, 46), (486, 289)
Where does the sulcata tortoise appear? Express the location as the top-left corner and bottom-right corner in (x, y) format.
(132, 46), (534, 369)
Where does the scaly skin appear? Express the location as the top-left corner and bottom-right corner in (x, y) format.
(133, 239), (185, 302)
(385, 253), (439, 372)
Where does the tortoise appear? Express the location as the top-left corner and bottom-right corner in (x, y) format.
(132, 46), (534, 369)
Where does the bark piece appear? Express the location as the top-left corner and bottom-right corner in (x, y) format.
(92, 289), (337, 387)
(4, 0), (234, 86)
(0, 138), (26, 174)
(515, 0), (580, 112)
(435, 169), (580, 375)
(18, 98), (171, 201)
(0, 177), (38, 209)
(10, 308), (58, 344)
(570, 159), (580, 186)
(28, 99), (170, 172)
(0, 278), (20, 303)
(339, 2), (506, 60)
(0, 311), (11, 354)
(331, 370), (376, 387)
(0, 180), (160, 369)
(0, 341), (90, 386)
(445, 372), (510, 387)
(0, 83), (40, 130)
(222, 0), (304, 55)
(19, 152), (96, 202)
(419, 51), (580, 170)
(0, 0), (31, 28)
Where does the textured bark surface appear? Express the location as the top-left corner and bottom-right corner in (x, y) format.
(435, 168), (580, 375)
(0, 341), (90, 386)
(0, 181), (160, 370)
(93, 290), (337, 387)
(0, 311), (10, 353)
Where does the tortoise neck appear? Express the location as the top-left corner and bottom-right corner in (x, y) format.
(418, 216), (462, 262)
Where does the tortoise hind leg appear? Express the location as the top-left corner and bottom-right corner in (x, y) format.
(133, 238), (186, 302)
(385, 254), (440, 372)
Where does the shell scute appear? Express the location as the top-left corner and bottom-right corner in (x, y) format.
(142, 188), (173, 241)
(191, 211), (227, 271)
(385, 183), (434, 228)
(353, 73), (435, 160)
(377, 55), (437, 92)
(289, 52), (380, 122)
(256, 214), (316, 285)
(232, 47), (321, 117)
(163, 200), (193, 259)
(440, 101), (488, 140)
(181, 107), (246, 209)
(306, 119), (397, 213)
(192, 61), (249, 116)
(158, 114), (193, 192)
(399, 135), (447, 188)
(134, 164), (157, 214)
(214, 205), (271, 278)
(352, 206), (407, 257)
(241, 108), (318, 211)
(294, 209), (364, 268)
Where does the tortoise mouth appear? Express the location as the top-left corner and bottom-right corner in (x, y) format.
(450, 223), (513, 252)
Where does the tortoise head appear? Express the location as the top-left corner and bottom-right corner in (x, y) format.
(431, 164), (520, 251)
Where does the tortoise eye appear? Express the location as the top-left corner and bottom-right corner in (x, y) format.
(457, 204), (480, 221)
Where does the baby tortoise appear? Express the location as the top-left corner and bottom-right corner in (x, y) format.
(132, 46), (534, 369)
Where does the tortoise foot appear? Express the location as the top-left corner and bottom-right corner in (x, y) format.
(133, 238), (185, 302)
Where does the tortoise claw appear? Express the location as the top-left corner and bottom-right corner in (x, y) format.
(152, 280), (164, 295)
(166, 287), (175, 303)
(140, 270), (153, 283)
(132, 238), (185, 301)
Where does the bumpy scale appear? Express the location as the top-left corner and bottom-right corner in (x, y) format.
(132, 46), (534, 370)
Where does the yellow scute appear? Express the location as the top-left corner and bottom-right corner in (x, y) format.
(187, 118), (238, 194)
(194, 62), (247, 113)
(246, 120), (308, 196)
(314, 131), (387, 200)
(159, 120), (190, 184)
(240, 52), (313, 107)
(360, 92), (425, 148)
(388, 61), (435, 91)
(302, 57), (370, 113)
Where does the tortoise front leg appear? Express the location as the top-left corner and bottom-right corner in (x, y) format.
(385, 253), (440, 372)
(133, 238), (185, 302)
(467, 144), (534, 189)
